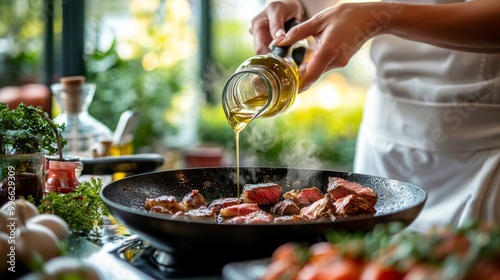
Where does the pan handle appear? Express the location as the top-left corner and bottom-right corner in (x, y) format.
(80, 153), (165, 175)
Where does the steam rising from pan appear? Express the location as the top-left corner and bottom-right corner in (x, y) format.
(235, 118), (326, 172)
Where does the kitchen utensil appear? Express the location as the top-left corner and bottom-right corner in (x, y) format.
(80, 153), (164, 175)
(112, 110), (139, 146)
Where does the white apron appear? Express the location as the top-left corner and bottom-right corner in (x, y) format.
(353, 0), (500, 233)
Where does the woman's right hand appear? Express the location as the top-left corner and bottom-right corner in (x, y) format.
(266, 2), (387, 92)
(250, 1), (384, 92)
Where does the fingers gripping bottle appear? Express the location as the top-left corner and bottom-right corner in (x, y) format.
(222, 19), (305, 133)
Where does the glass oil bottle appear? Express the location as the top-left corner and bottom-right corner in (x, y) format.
(222, 19), (305, 133)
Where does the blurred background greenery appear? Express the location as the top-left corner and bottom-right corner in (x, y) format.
(0, 0), (374, 171)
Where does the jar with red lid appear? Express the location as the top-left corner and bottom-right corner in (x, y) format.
(45, 157), (82, 194)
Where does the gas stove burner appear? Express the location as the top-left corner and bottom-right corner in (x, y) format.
(148, 247), (228, 277)
(108, 236), (222, 279)
(151, 249), (176, 267)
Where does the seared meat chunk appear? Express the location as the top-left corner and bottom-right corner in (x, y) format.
(144, 178), (379, 224)
(327, 177), (378, 207)
(226, 210), (274, 224)
(180, 189), (207, 212)
(145, 195), (182, 213)
(208, 197), (240, 214)
(299, 195), (336, 220)
(282, 190), (299, 201)
(297, 187), (324, 205)
(185, 206), (216, 217)
(283, 187), (324, 207)
(334, 194), (376, 216)
(241, 183), (282, 205)
(174, 206), (216, 222)
(274, 215), (307, 224)
(271, 199), (301, 216)
(220, 203), (260, 218)
(149, 205), (175, 214)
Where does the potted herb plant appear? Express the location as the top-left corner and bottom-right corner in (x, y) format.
(0, 102), (66, 206)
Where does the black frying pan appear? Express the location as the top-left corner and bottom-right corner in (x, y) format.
(100, 167), (426, 268)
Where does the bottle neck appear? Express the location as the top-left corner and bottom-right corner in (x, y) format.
(52, 83), (96, 115)
(271, 44), (291, 58)
(61, 93), (85, 114)
(222, 65), (279, 120)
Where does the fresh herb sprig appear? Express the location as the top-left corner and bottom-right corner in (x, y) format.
(0, 102), (66, 155)
(35, 177), (109, 236)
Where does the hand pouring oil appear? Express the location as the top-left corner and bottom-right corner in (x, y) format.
(222, 19), (304, 199)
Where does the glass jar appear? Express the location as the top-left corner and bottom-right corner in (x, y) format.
(222, 19), (305, 133)
(0, 153), (45, 206)
(51, 76), (113, 158)
(44, 157), (82, 194)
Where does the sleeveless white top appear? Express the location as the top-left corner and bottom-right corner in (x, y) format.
(353, 0), (500, 232)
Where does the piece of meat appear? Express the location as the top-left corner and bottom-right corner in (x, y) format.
(241, 183), (282, 205)
(144, 195), (182, 213)
(297, 187), (324, 205)
(274, 215), (307, 224)
(219, 203), (260, 218)
(283, 187), (324, 207)
(226, 210), (274, 224)
(334, 194), (376, 217)
(185, 206), (216, 217)
(180, 189), (207, 212)
(327, 177), (378, 207)
(299, 195), (336, 220)
(174, 206), (216, 222)
(149, 205), (175, 214)
(208, 197), (240, 214)
(282, 190), (300, 202)
(271, 199), (301, 216)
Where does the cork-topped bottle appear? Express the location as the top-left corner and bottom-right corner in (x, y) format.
(51, 76), (112, 158)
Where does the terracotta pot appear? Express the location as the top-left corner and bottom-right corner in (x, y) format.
(183, 145), (226, 168)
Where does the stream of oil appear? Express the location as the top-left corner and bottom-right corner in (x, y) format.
(226, 57), (298, 206)
(228, 95), (269, 202)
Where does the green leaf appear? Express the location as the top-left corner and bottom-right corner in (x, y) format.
(0, 103), (66, 155)
(35, 178), (109, 236)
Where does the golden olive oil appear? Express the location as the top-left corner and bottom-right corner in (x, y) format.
(224, 53), (299, 207)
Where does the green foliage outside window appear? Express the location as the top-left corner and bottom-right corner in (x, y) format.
(0, 0), (366, 171)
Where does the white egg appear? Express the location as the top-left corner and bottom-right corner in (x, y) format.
(1, 198), (39, 223)
(27, 214), (69, 240)
(0, 210), (10, 234)
(16, 223), (61, 265)
(0, 232), (11, 272)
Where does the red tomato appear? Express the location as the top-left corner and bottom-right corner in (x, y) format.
(309, 242), (339, 264)
(296, 262), (323, 280)
(261, 259), (298, 280)
(271, 242), (300, 262)
(297, 258), (364, 280)
(403, 263), (444, 280)
(360, 261), (405, 280)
